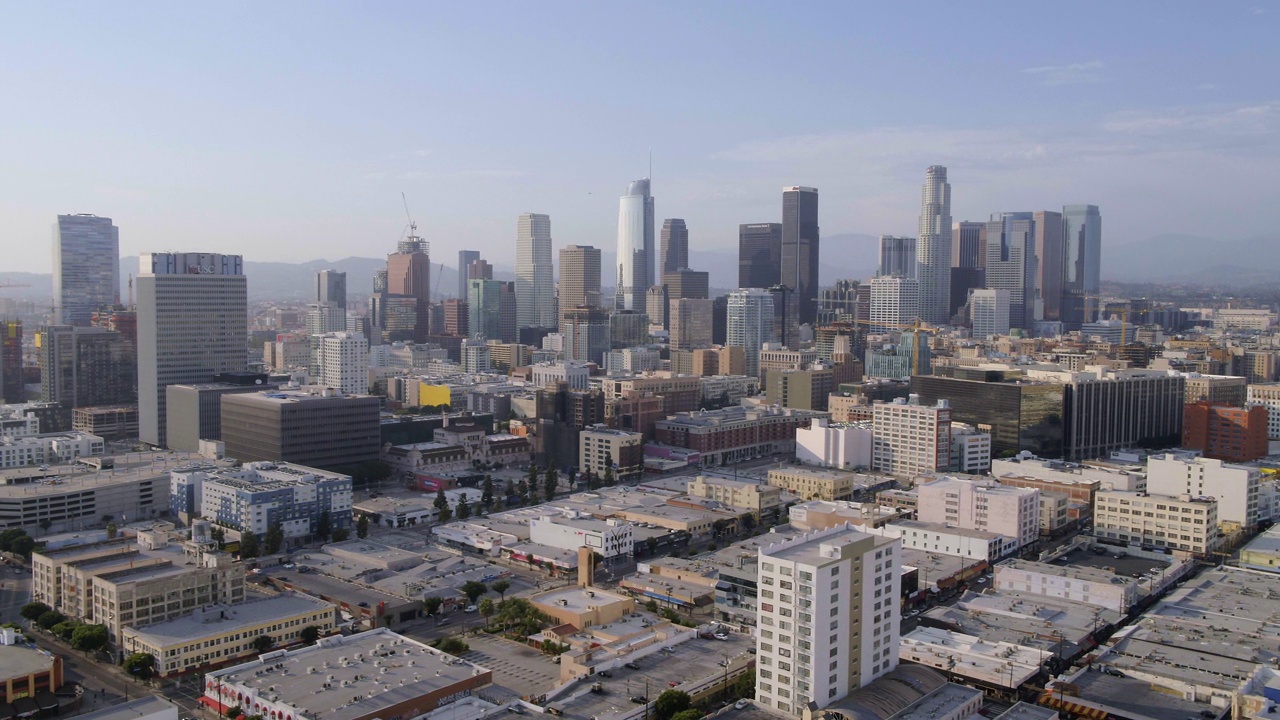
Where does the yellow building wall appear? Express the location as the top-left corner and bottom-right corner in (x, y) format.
(419, 384), (452, 408)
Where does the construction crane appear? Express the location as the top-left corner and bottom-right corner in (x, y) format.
(841, 317), (939, 376)
(433, 263), (445, 302)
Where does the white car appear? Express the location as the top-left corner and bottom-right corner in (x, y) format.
(464, 605), (478, 613)
(713, 632), (729, 640)
(735, 700), (751, 710)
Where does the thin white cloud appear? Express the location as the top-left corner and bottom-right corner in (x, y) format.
(1022, 60), (1104, 86)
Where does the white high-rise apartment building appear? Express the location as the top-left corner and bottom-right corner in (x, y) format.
(726, 289), (776, 379)
(53, 214), (119, 326)
(755, 525), (901, 715)
(615, 178), (654, 312)
(970, 288), (1010, 338)
(1146, 453), (1262, 529)
(915, 166), (952, 324)
(1247, 383), (1280, 440)
(305, 301), (346, 373)
(871, 396), (951, 477)
(317, 332), (368, 395)
(916, 476), (1040, 549)
(516, 213), (555, 329)
(138, 253), (247, 448)
(869, 276), (919, 332)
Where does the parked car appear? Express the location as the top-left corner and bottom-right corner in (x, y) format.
(597, 670), (612, 678)
(464, 605), (478, 613)
(714, 632), (729, 640)
(624, 662), (640, 670)
(630, 697), (647, 705)
(735, 700), (751, 710)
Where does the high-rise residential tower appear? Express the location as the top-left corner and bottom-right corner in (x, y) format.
(53, 214), (120, 326)
(738, 223), (782, 289)
(137, 253), (247, 448)
(916, 166), (952, 324)
(315, 270), (347, 311)
(1061, 204), (1102, 330)
(985, 213), (1038, 330)
(559, 245), (602, 311)
(781, 187), (819, 326)
(877, 236), (916, 277)
(457, 250), (480, 300)
(516, 213), (555, 329)
(726, 288), (776, 379)
(386, 231), (431, 341)
(869, 276), (920, 333)
(1033, 210), (1065, 323)
(616, 178), (654, 312)
(660, 218), (688, 274)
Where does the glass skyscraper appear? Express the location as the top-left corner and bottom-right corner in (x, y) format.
(1061, 204), (1102, 330)
(781, 187), (819, 326)
(53, 214), (119, 326)
(915, 166), (952, 324)
(615, 178), (654, 312)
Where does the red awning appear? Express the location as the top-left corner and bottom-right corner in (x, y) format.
(199, 697), (233, 714)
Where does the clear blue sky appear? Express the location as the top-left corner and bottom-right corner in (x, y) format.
(2, 2), (1276, 273)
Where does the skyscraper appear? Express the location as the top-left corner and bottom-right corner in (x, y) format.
(877, 236), (916, 277)
(1033, 210), (1065, 323)
(315, 270), (347, 311)
(663, 269), (709, 300)
(559, 245), (602, 311)
(1, 321), (21, 403)
(561, 306), (611, 365)
(516, 213), (555, 330)
(137, 253), (247, 448)
(952, 221), (986, 268)
(53, 214), (119, 326)
(781, 187), (819, 326)
(468, 279), (505, 341)
(38, 325), (135, 408)
(386, 231), (430, 342)
(869, 276), (920, 333)
(726, 289), (776, 379)
(915, 166), (952, 324)
(615, 178), (654, 312)
(738, 223), (782, 290)
(457, 250), (480, 300)
(660, 218), (688, 274)
(985, 213), (1038, 330)
(1061, 204), (1102, 330)
(970, 288), (1011, 338)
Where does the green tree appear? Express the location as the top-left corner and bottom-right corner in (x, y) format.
(423, 596), (443, 617)
(10, 535), (36, 559)
(516, 479), (530, 506)
(671, 710), (703, 720)
(654, 690), (692, 720)
(543, 465), (558, 503)
(491, 579), (511, 601)
(263, 523), (285, 555)
(331, 528), (350, 542)
(602, 460), (615, 487)
(436, 637), (469, 655)
(456, 499), (471, 520)
(583, 470), (596, 491)
(434, 489), (452, 524)
(481, 476), (495, 512)
(316, 511), (331, 541)
(124, 652), (156, 680)
(645, 537), (658, 557)
(105, 522), (117, 539)
(71, 624), (108, 652)
(461, 581), (488, 605)
(211, 526), (226, 548)
(38, 519), (52, 533)
(37, 610), (66, 630)
(733, 672), (756, 699)
(644, 599), (659, 613)
(526, 463), (540, 500)
(356, 514), (370, 539)
(226, 707), (242, 720)
(478, 598), (495, 625)
(53, 621), (79, 641)
(238, 531), (260, 559)
(20, 602), (52, 621)
(299, 625), (321, 644)
(251, 635), (274, 653)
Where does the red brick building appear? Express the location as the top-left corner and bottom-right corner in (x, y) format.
(1182, 401), (1268, 463)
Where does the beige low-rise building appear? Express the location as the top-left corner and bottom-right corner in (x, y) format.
(787, 500), (907, 531)
(531, 585), (634, 629)
(994, 558), (1139, 612)
(686, 475), (782, 513)
(120, 592), (337, 677)
(1093, 490), (1220, 555)
(767, 466), (894, 501)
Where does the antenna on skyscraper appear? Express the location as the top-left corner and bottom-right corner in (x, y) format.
(648, 148), (652, 181)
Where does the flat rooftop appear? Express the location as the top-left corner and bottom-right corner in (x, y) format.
(887, 683), (982, 720)
(0, 452), (218, 497)
(893, 519), (1002, 541)
(74, 697), (179, 720)
(208, 629), (490, 720)
(999, 558), (1135, 586)
(125, 593), (334, 648)
(533, 585), (631, 614)
(1061, 667), (1223, 720)
(0, 645), (58, 679)
(760, 526), (893, 566)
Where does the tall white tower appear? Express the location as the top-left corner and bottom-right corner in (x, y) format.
(916, 166), (952, 324)
(516, 213), (555, 329)
(615, 178), (654, 312)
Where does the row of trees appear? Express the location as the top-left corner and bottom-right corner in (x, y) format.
(0, 528), (38, 559)
(20, 602), (107, 652)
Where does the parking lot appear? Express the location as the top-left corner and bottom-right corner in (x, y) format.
(1055, 547), (1170, 578)
(460, 634), (562, 698)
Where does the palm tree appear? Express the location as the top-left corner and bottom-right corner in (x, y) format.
(491, 579), (511, 601)
(478, 598), (495, 627)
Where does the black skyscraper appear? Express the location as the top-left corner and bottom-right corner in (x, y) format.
(782, 187), (819, 326)
(738, 223), (782, 289)
(661, 219), (688, 274)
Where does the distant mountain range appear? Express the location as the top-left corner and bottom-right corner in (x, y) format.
(1, 232), (1274, 305)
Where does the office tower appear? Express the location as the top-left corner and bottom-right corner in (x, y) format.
(369, 294), (416, 342)
(616, 178), (654, 312)
(468, 279), (505, 340)
(952, 221), (986, 268)
(386, 231), (431, 342)
(663, 269), (710, 301)
(669, 299), (713, 351)
(468, 259), (493, 282)
(516, 213), (555, 330)
(443, 299), (468, 336)
(37, 325), (135, 408)
(315, 270), (347, 311)
(457, 250), (480, 299)
(221, 388), (380, 467)
(767, 285), (800, 349)
(712, 295), (728, 346)
(660, 218), (689, 274)
(1061, 204), (1102, 330)
(915, 166), (952, 324)
(137, 253), (247, 448)
(877, 236), (916, 277)
(754, 526), (900, 714)
(317, 332), (369, 395)
(1033, 211), (1065, 322)
(91, 308), (137, 351)
(1, 320), (21, 403)
(872, 396), (952, 477)
(869, 276), (920, 332)
(781, 187), (820, 326)
(304, 302), (346, 374)
(949, 267), (985, 320)
(166, 375), (271, 452)
(739, 223), (782, 289)
(726, 289), (776, 378)
(646, 286), (669, 331)
(984, 212), (1038, 330)
(498, 281), (518, 343)
(610, 310), (649, 349)
(53, 214), (120, 326)
(561, 306), (611, 365)
(560, 245), (602, 311)
(970, 288), (1011, 338)
(817, 280), (859, 326)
